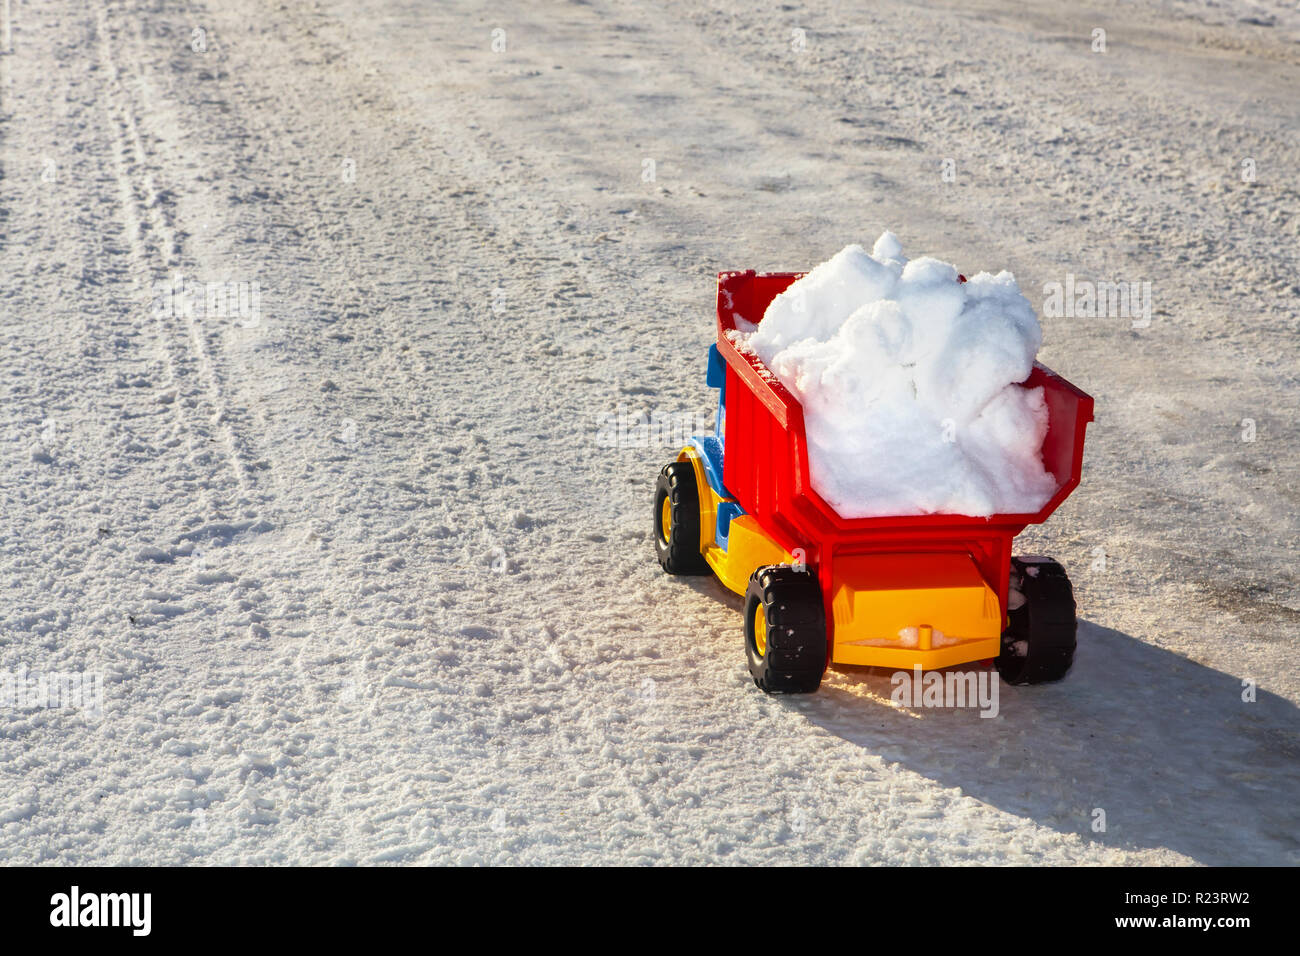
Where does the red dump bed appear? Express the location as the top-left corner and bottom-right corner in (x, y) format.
(715, 270), (1094, 562)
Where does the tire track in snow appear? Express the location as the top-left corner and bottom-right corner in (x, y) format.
(90, 0), (262, 504)
(149, 5), (732, 858)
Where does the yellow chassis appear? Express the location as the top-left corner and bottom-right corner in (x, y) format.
(679, 447), (1003, 670)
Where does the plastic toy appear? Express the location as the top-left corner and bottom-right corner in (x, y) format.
(654, 270), (1094, 693)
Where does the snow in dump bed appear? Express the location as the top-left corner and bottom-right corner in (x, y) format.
(741, 233), (1057, 518)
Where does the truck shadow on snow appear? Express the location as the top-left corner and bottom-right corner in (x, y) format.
(676, 574), (1299, 863)
(794, 620), (1300, 865)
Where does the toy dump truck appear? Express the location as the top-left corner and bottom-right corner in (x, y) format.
(654, 270), (1094, 693)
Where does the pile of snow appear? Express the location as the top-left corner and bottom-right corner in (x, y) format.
(740, 233), (1057, 518)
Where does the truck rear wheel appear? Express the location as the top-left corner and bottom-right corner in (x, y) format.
(744, 565), (826, 694)
(996, 557), (1077, 685)
(654, 461), (710, 575)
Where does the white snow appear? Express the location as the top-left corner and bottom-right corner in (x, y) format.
(744, 235), (1057, 518)
(849, 626), (960, 649)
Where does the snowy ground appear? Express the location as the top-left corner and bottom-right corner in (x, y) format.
(1, 0), (1298, 865)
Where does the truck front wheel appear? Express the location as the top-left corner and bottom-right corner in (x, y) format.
(654, 461), (710, 575)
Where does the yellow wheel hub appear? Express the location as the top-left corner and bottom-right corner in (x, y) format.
(753, 605), (767, 658)
(660, 496), (672, 541)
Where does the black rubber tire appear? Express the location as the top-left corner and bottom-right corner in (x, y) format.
(744, 565), (827, 694)
(996, 557), (1077, 685)
(654, 461), (710, 575)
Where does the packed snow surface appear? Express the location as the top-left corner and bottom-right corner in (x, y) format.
(744, 234), (1058, 518)
(4, 0), (1300, 869)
